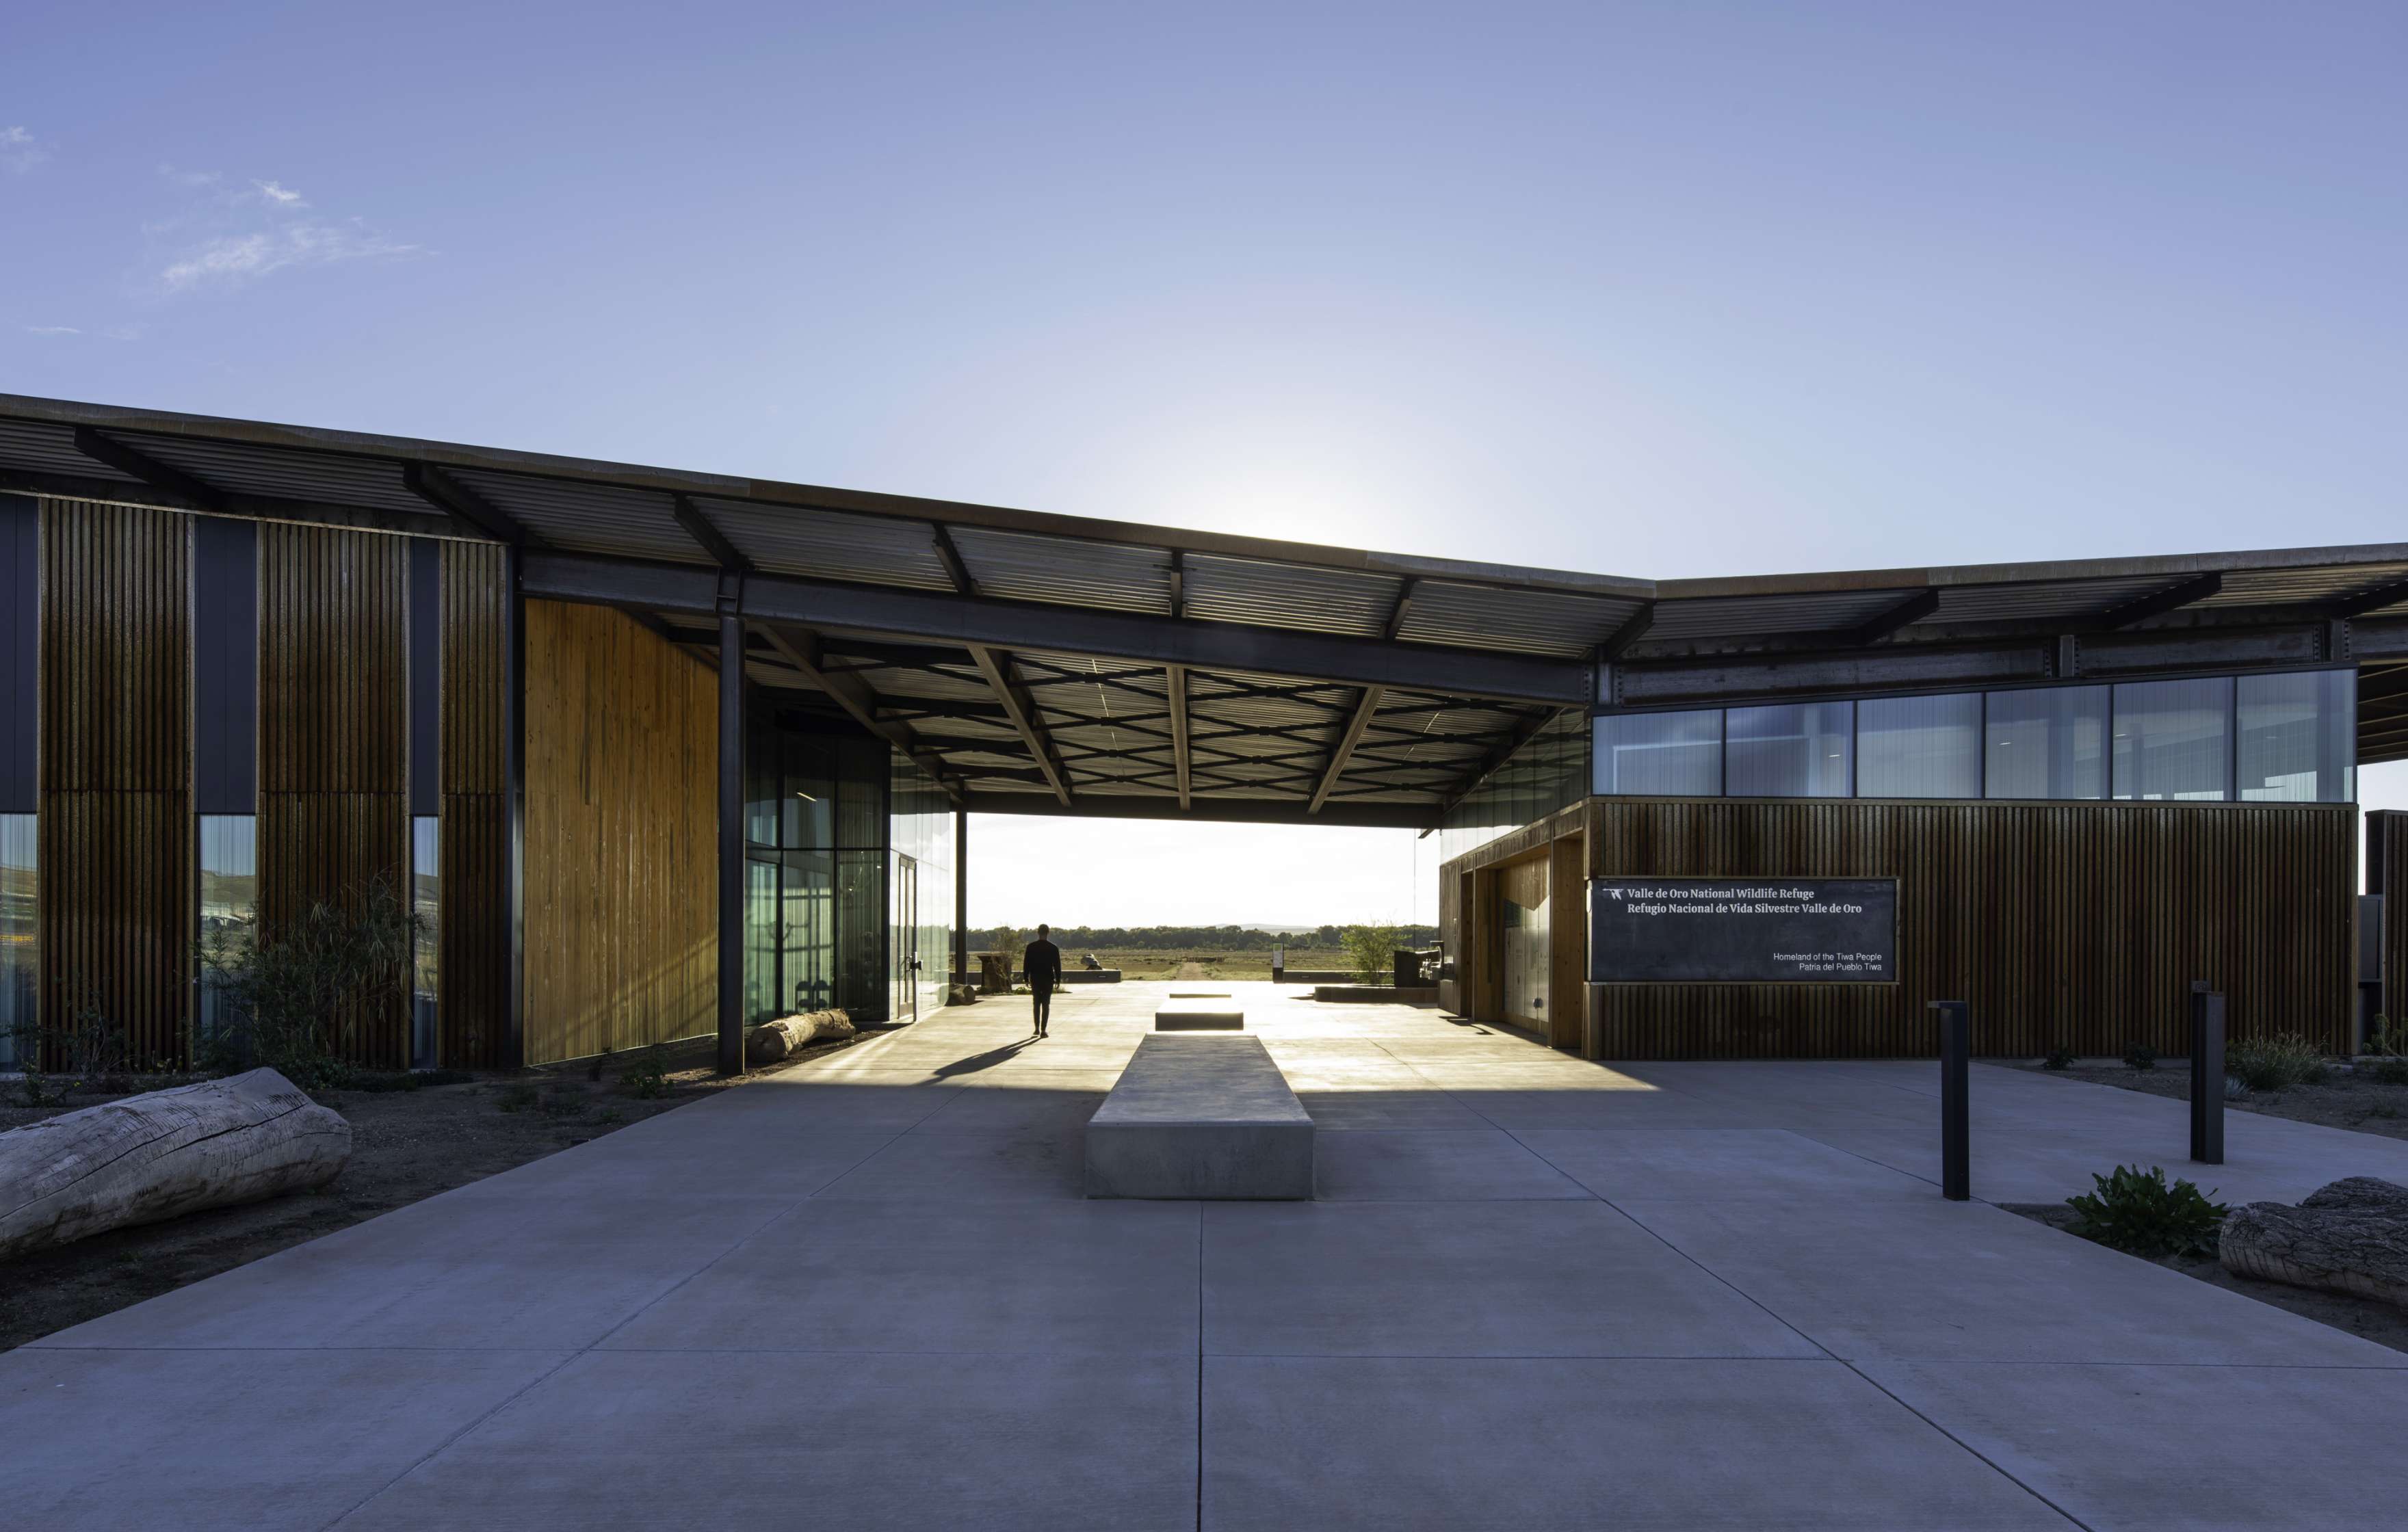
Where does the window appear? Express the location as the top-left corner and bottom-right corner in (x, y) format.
(410, 816), (439, 1070)
(1726, 701), (1853, 797)
(1595, 710), (1720, 796)
(2237, 670), (2354, 804)
(197, 815), (258, 1046)
(0, 815), (31, 1068)
(1857, 693), (1981, 799)
(2112, 677), (2233, 802)
(1985, 685), (2108, 800)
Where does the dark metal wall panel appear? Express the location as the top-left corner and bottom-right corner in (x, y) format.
(2377, 811), (2407, 1037)
(0, 494), (35, 810)
(1443, 796), (2355, 1061)
(408, 538), (441, 817)
(38, 499), (193, 1062)
(440, 540), (508, 1066)
(192, 514), (259, 813)
(260, 523), (408, 1066)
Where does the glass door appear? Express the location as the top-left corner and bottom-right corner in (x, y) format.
(893, 854), (919, 1024)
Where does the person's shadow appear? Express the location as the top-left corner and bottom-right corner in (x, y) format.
(932, 1038), (1041, 1079)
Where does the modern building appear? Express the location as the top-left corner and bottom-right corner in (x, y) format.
(1, 393), (2402, 1071)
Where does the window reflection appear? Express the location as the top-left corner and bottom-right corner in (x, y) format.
(0, 815), (31, 1068)
(198, 815), (257, 1046)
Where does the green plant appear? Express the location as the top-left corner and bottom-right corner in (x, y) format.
(495, 1081), (540, 1112)
(1342, 924), (1401, 986)
(8, 1013), (57, 1106)
(2372, 1014), (2408, 1056)
(540, 1082), (588, 1117)
(595, 1107), (624, 1125)
(2064, 1165), (2227, 1259)
(2042, 1046), (2075, 1070)
(2123, 1042), (2156, 1072)
(618, 1045), (672, 1100)
(195, 875), (419, 1091)
(2368, 1058), (2408, 1087)
(2227, 1032), (2327, 1094)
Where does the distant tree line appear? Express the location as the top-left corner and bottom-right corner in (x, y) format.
(971, 924), (1438, 952)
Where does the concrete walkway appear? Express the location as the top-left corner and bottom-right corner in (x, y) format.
(10, 983), (2408, 1529)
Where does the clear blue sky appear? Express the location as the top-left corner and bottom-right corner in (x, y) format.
(6, 3), (2401, 923)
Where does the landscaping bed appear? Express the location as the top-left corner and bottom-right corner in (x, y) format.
(2011, 1058), (2408, 1141)
(2006, 1199), (2408, 1356)
(0, 1035), (862, 1351)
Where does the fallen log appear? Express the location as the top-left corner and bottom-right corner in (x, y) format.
(1, 1068), (351, 1260)
(2219, 1177), (2408, 1310)
(744, 1008), (855, 1064)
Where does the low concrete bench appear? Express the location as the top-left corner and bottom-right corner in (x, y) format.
(1156, 992), (1244, 1031)
(1085, 1035), (1313, 1199)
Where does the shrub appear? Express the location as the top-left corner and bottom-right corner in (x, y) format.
(2368, 1058), (2408, 1087)
(618, 1046), (673, 1100)
(196, 875), (419, 1092)
(540, 1082), (588, 1118)
(2042, 1047), (2075, 1071)
(2065, 1165), (2227, 1259)
(1341, 924), (1401, 985)
(2123, 1042), (2156, 1072)
(495, 1081), (540, 1113)
(2227, 1033), (2327, 1094)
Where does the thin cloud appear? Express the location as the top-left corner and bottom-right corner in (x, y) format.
(252, 179), (306, 207)
(2, 126), (47, 174)
(160, 220), (420, 291)
(159, 163), (221, 188)
(26, 325), (81, 336)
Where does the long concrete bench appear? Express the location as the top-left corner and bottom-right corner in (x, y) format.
(1084, 1035), (1313, 1199)
(1156, 992), (1244, 1031)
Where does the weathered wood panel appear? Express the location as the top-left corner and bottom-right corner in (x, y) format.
(1445, 797), (2355, 1060)
(523, 600), (715, 1065)
(260, 524), (409, 1068)
(439, 541), (508, 1066)
(38, 501), (192, 1065)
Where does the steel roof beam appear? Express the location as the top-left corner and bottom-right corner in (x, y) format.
(2094, 571), (2222, 631)
(756, 624), (963, 804)
(1167, 551), (1193, 809)
(70, 427), (228, 512)
(1309, 685), (1385, 815)
(958, 791), (1430, 829)
(672, 492), (750, 572)
(969, 646), (1073, 806)
(402, 462), (527, 545)
(1434, 707), (1563, 820)
(1850, 590), (1942, 647)
(2333, 576), (2408, 619)
(522, 551), (1589, 706)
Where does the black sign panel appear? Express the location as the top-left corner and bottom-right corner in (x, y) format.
(1588, 877), (1898, 983)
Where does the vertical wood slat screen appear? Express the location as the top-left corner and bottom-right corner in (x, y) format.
(439, 541), (508, 1066)
(260, 523), (409, 1067)
(38, 501), (193, 1064)
(1580, 798), (2354, 1059)
(523, 600), (716, 1065)
(1441, 797), (2354, 1060)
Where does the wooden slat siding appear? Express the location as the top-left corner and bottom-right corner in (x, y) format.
(1547, 832), (1586, 1050)
(1437, 869), (1463, 1014)
(2379, 813), (2407, 1039)
(1443, 796), (2355, 1060)
(523, 600), (715, 1065)
(37, 500), (192, 1065)
(439, 542), (507, 1066)
(259, 524), (409, 1067)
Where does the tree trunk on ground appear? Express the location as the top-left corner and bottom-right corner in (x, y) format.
(1, 1069), (350, 1260)
(744, 1009), (854, 1064)
(2220, 1178), (2408, 1310)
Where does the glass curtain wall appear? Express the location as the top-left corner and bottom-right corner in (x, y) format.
(410, 817), (439, 1070)
(196, 816), (258, 1049)
(1437, 711), (1591, 864)
(0, 815), (30, 1068)
(890, 751), (956, 1022)
(1585, 669), (2355, 810)
(744, 706), (891, 1025)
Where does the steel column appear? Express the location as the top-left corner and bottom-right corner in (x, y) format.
(2190, 983), (2225, 1165)
(954, 807), (969, 995)
(1931, 1001), (1969, 1200)
(716, 600), (746, 1075)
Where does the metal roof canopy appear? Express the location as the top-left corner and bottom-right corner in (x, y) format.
(5, 393), (2407, 821)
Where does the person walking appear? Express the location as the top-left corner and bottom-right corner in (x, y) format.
(1024, 923), (1062, 1038)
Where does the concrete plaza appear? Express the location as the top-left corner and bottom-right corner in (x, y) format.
(10, 983), (2408, 1530)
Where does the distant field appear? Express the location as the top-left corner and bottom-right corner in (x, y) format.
(1071, 947), (1355, 980)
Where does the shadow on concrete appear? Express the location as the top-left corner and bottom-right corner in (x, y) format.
(930, 1038), (1043, 1079)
